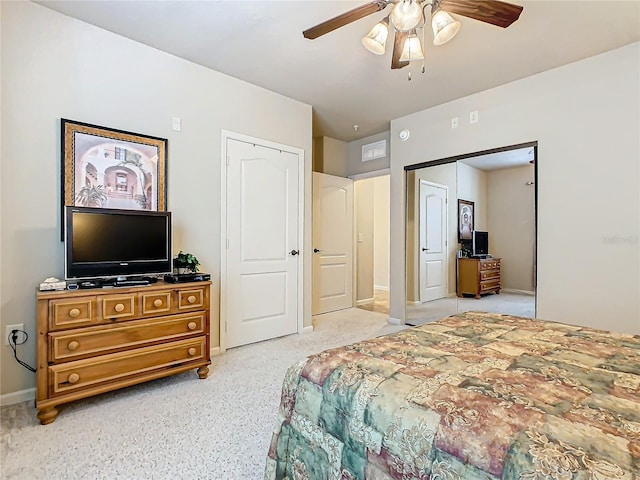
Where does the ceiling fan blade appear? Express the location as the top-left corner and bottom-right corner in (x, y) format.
(303, 1), (387, 39)
(438, 0), (523, 28)
(391, 30), (410, 70)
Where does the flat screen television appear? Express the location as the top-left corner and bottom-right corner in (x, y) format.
(65, 206), (172, 280)
(472, 230), (489, 257)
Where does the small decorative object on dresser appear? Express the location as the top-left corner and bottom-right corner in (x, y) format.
(457, 257), (501, 298)
(35, 280), (211, 425)
(173, 251), (200, 274)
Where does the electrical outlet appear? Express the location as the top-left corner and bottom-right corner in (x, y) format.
(451, 117), (459, 129)
(5, 324), (24, 346)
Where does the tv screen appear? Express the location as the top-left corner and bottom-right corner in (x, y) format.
(472, 230), (489, 256)
(65, 206), (172, 280)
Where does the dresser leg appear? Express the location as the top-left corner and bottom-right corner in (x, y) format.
(475, 294), (481, 299)
(37, 407), (59, 425)
(197, 366), (209, 379)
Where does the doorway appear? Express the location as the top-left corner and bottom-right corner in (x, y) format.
(353, 173), (390, 315)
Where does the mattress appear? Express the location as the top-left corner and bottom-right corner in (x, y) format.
(265, 311), (640, 479)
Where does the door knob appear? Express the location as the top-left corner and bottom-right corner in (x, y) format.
(313, 248), (321, 253)
(290, 250), (299, 256)
(422, 248), (429, 252)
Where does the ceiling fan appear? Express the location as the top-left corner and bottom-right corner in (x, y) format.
(303, 0), (523, 72)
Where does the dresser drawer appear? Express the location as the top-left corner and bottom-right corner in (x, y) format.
(141, 291), (171, 315)
(49, 337), (207, 396)
(480, 269), (500, 280)
(49, 312), (206, 362)
(177, 288), (205, 310)
(50, 297), (96, 330)
(480, 280), (501, 291)
(101, 294), (137, 321)
(480, 260), (500, 271)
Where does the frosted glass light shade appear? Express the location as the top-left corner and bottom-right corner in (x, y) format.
(362, 18), (389, 55)
(390, 0), (423, 32)
(432, 9), (461, 45)
(399, 31), (424, 62)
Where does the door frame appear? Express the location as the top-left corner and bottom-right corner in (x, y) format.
(418, 179), (449, 303)
(220, 130), (305, 352)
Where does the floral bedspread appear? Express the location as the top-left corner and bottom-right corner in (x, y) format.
(265, 311), (640, 480)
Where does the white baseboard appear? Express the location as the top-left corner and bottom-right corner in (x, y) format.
(0, 388), (35, 406)
(407, 300), (421, 305)
(210, 346), (221, 357)
(502, 289), (535, 296)
(388, 317), (402, 325)
(356, 298), (374, 306)
(373, 285), (389, 291)
(301, 325), (314, 334)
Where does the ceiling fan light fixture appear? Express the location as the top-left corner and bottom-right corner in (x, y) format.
(390, 0), (423, 32)
(399, 29), (424, 62)
(432, 9), (461, 46)
(362, 17), (389, 55)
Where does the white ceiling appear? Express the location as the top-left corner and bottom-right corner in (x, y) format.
(461, 146), (534, 170)
(36, 0), (640, 142)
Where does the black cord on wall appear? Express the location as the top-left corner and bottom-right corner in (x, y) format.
(7, 330), (36, 373)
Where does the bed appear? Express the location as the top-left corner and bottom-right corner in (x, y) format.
(265, 311), (640, 479)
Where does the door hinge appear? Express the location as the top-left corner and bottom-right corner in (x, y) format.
(226, 156), (230, 166)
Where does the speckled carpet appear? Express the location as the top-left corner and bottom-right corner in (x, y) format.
(0, 308), (405, 480)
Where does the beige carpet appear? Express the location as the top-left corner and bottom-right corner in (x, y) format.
(0, 308), (406, 480)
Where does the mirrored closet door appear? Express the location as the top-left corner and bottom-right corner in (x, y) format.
(405, 144), (537, 326)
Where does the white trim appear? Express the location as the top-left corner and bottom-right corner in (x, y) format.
(210, 346), (221, 357)
(301, 325), (314, 334)
(373, 285), (389, 291)
(220, 130), (305, 353)
(0, 388), (35, 406)
(348, 168), (390, 181)
(502, 288), (536, 296)
(408, 300), (421, 305)
(356, 297), (374, 306)
(388, 316), (402, 325)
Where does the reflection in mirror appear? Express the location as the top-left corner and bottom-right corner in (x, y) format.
(405, 145), (537, 326)
(405, 164), (459, 325)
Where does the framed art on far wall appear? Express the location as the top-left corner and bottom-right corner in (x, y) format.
(61, 119), (167, 238)
(458, 199), (474, 242)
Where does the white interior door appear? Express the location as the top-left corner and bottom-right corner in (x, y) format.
(312, 172), (353, 315)
(225, 138), (300, 348)
(419, 181), (448, 302)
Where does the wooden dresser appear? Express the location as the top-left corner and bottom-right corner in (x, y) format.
(457, 257), (501, 299)
(36, 281), (211, 425)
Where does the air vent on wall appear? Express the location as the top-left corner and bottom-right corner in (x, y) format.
(362, 139), (387, 162)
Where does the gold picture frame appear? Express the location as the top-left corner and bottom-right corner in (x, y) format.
(61, 119), (167, 238)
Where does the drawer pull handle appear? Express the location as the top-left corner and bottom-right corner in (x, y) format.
(68, 373), (80, 384)
(187, 322), (197, 331)
(67, 341), (79, 351)
(153, 299), (163, 308)
(187, 295), (196, 304)
(188, 347), (197, 356)
(114, 303), (125, 313)
(69, 308), (80, 318)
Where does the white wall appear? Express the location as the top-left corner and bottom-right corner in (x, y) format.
(390, 43), (640, 334)
(487, 165), (536, 293)
(347, 131), (391, 177)
(372, 176), (389, 290)
(354, 179), (374, 303)
(0, 2), (312, 398)
(317, 136), (348, 177)
(457, 163), (488, 232)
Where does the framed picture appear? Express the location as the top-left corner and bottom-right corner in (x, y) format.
(61, 119), (167, 238)
(458, 199), (474, 242)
